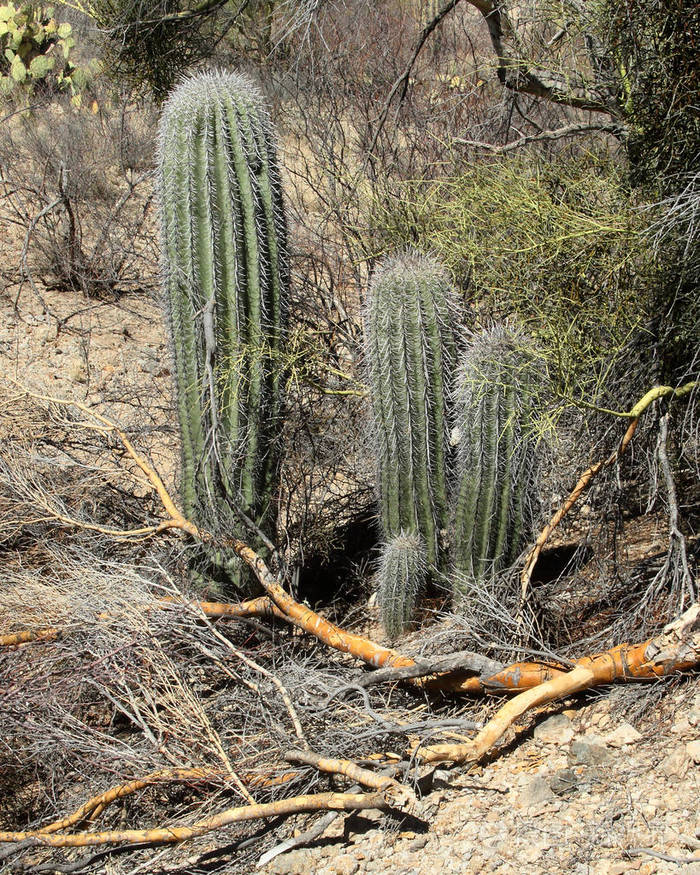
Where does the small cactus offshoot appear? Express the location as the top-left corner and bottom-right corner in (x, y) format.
(377, 531), (427, 639)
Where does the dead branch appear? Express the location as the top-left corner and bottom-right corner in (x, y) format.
(284, 749), (416, 811)
(351, 650), (505, 687)
(0, 791), (396, 849)
(37, 769), (223, 835)
(520, 381), (698, 609)
(0, 629), (60, 647)
(418, 602), (700, 764)
(453, 121), (624, 152)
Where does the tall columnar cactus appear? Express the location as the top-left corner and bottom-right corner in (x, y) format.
(451, 326), (541, 597)
(157, 71), (288, 591)
(365, 253), (457, 632)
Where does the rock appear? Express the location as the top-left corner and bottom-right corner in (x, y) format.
(267, 850), (315, 874)
(534, 713), (574, 745)
(686, 740), (700, 764)
(68, 357), (87, 383)
(688, 695), (700, 727)
(330, 856), (359, 875)
(605, 722), (643, 747)
(660, 748), (691, 779)
(549, 768), (579, 796)
(569, 735), (611, 766)
(518, 775), (553, 808)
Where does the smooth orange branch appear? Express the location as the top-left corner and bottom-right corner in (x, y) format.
(229, 539), (415, 670)
(0, 598), (283, 650)
(419, 603), (700, 763)
(0, 792), (391, 848)
(0, 628), (60, 647)
(38, 769), (222, 834)
(285, 749), (416, 811)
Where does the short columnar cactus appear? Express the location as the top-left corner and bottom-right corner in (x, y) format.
(157, 71), (288, 591)
(451, 326), (541, 597)
(376, 531), (427, 639)
(364, 252), (457, 632)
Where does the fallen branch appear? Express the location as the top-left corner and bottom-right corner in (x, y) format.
(0, 792), (394, 849)
(37, 769), (222, 835)
(418, 602), (700, 763)
(284, 749), (416, 812)
(0, 628), (60, 647)
(453, 121), (624, 152)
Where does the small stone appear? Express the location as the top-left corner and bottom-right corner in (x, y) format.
(569, 735), (611, 766)
(330, 856), (359, 875)
(672, 718), (693, 736)
(267, 850), (314, 874)
(432, 769), (452, 785)
(686, 740), (700, 764)
(534, 713), (575, 745)
(518, 775), (553, 808)
(660, 747), (690, 779)
(549, 768), (579, 796)
(605, 722), (643, 747)
(68, 357), (88, 383)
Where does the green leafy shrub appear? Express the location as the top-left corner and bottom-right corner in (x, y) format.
(368, 156), (653, 412)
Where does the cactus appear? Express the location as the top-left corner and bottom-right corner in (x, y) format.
(157, 71), (288, 591)
(376, 531), (426, 639)
(451, 326), (541, 597)
(365, 253), (457, 632)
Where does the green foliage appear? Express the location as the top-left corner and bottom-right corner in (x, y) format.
(157, 71), (289, 592)
(451, 326), (542, 598)
(368, 156), (652, 411)
(364, 252), (457, 571)
(80, 0), (278, 101)
(604, 0), (700, 188)
(0, 2), (99, 103)
(377, 531), (426, 638)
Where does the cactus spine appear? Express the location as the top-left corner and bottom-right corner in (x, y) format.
(365, 253), (457, 632)
(451, 326), (540, 596)
(157, 71), (288, 590)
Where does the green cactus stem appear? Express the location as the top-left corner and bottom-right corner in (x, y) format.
(365, 253), (457, 569)
(377, 531), (427, 639)
(451, 326), (541, 598)
(157, 71), (288, 591)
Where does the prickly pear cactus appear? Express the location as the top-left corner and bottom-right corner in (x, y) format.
(157, 71), (288, 592)
(365, 252), (457, 632)
(0, 3), (98, 103)
(451, 326), (541, 598)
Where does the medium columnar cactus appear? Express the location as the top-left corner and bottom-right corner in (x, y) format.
(365, 253), (457, 632)
(157, 71), (288, 590)
(451, 326), (541, 597)
(376, 531), (427, 639)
